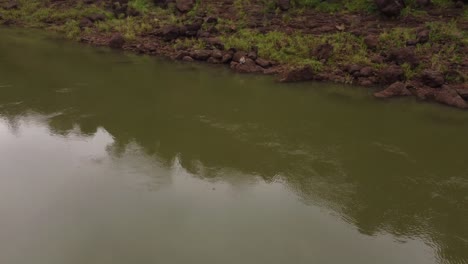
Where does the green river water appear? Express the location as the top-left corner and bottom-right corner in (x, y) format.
(1, 28), (467, 264)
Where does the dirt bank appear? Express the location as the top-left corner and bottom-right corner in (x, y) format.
(1, 0), (467, 108)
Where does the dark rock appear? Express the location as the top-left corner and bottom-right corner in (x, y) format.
(359, 66), (374, 77)
(421, 70), (444, 88)
(380, 65), (404, 84)
(230, 59), (264, 73)
(415, 0), (431, 7)
(232, 51), (247, 63)
(364, 35), (379, 50)
(221, 53), (233, 64)
(182, 56), (194, 62)
(434, 87), (468, 108)
(278, 0), (290, 10)
(346, 64), (362, 74)
(371, 54), (384, 64)
(455, 0), (464, 8)
(205, 37), (224, 50)
(456, 88), (468, 100)
(256, 58), (272, 68)
(207, 57), (222, 64)
(2, 0), (19, 10)
(87, 13), (106, 22)
(312, 43), (333, 61)
(190, 50), (212, 60)
(417, 29), (430, 44)
(205, 16), (218, 24)
(374, 0), (405, 16)
(176, 0), (195, 12)
(279, 66), (315, 82)
(387, 47), (419, 67)
(212, 50), (223, 60)
(109, 33), (125, 49)
(159, 25), (180, 41)
(247, 51), (257, 60)
(79, 17), (93, 28)
(374, 81), (412, 98)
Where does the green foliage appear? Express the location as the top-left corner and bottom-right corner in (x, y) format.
(293, 0), (376, 13)
(426, 21), (464, 43)
(62, 20), (81, 40)
(129, 0), (153, 13)
(378, 27), (416, 50)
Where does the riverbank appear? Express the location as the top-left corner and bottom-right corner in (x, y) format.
(1, 0), (467, 108)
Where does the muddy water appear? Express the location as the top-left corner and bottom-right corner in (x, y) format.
(1, 28), (467, 264)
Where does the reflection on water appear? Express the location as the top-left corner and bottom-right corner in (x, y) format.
(0, 28), (467, 264)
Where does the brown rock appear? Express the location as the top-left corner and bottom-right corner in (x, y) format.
(388, 47), (419, 67)
(109, 33), (125, 49)
(380, 65), (404, 84)
(176, 0), (195, 12)
(278, 0), (290, 10)
(374, 0), (406, 16)
(417, 30), (430, 44)
(182, 56), (194, 62)
(279, 66), (315, 82)
(232, 51), (247, 63)
(364, 35), (379, 50)
(374, 82), (412, 98)
(312, 43), (333, 61)
(421, 70), (444, 88)
(230, 59), (264, 74)
(190, 50), (212, 61)
(256, 58), (272, 68)
(221, 53), (233, 64)
(434, 87), (468, 108)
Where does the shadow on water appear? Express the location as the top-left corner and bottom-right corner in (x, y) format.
(1, 28), (468, 263)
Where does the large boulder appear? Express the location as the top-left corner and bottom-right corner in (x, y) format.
(279, 66), (315, 82)
(176, 0), (195, 12)
(278, 0), (290, 11)
(230, 59), (264, 74)
(421, 70), (444, 88)
(374, 81), (412, 98)
(374, 0), (406, 16)
(434, 87), (468, 108)
(379, 65), (404, 84)
(387, 47), (419, 67)
(109, 33), (125, 49)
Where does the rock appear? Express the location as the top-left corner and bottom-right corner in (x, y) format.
(278, 0), (290, 10)
(374, 0), (405, 16)
(434, 87), (468, 108)
(364, 35), (379, 50)
(312, 43), (333, 61)
(371, 55), (384, 64)
(456, 89), (468, 100)
(221, 53), (233, 64)
(232, 51), (247, 63)
(87, 13), (106, 22)
(205, 37), (224, 50)
(416, 0), (431, 7)
(2, 0), (19, 10)
(380, 65), (404, 84)
(387, 47), (419, 67)
(211, 50), (223, 60)
(374, 81), (412, 98)
(421, 70), (444, 88)
(247, 51), (257, 60)
(346, 64), (362, 74)
(79, 17), (93, 28)
(205, 16), (218, 24)
(190, 50), (212, 60)
(359, 66), (374, 77)
(279, 66), (315, 82)
(256, 58), (272, 68)
(182, 56), (194, 62)
(176, 0), (195, 12)
(207, 57), (222, 64)
(159, 25), (180, 41)
(230, 59), (264, 74)
(455, 0), (464, 8)
(109, 33), (125, 49)
(417, 29), (430, 44)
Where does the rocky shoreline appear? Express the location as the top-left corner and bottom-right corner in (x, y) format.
(1, 0), (467, 108)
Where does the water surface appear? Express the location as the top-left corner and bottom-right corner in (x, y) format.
(1, 28), (467, 264)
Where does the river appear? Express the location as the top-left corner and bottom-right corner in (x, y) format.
(1, 28), (467, 264)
